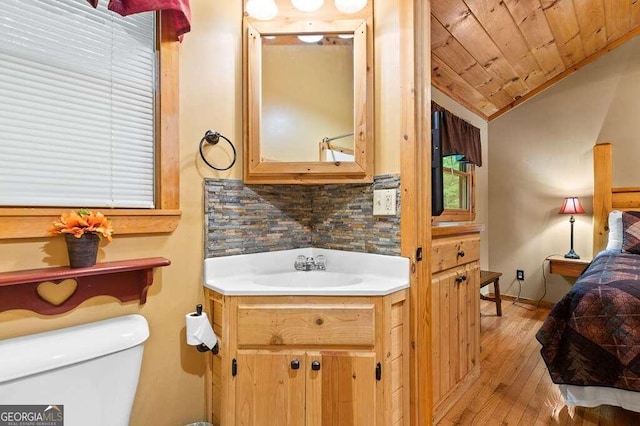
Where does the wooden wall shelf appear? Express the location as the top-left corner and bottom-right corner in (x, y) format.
(548, 255), (591, 278)
(0, 257), (170, 315)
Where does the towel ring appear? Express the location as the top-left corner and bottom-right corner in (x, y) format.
(199, 130), (237, 171)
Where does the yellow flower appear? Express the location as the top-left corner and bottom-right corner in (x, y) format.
(49, 209), (113, 242)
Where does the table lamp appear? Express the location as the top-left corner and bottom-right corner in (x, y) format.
(559, 197), (585, 259)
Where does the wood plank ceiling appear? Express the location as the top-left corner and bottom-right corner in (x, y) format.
(431, 0), (640, 121)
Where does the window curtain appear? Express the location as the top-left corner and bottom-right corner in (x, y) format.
(432, 102), (482, 167)
(87, 0), (191, 41)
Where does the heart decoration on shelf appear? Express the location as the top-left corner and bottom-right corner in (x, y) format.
(36, 279), (79, 306)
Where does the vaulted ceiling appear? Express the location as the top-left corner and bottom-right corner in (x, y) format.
(431, 0), (640, 121)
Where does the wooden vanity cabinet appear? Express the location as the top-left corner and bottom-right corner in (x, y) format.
(204, 290), (409, 426)
(431, 226), (482, 423)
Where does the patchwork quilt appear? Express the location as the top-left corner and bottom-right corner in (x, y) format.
(536, 251), (640, 391)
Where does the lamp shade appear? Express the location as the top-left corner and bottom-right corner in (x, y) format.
(559, 197), (585, 215)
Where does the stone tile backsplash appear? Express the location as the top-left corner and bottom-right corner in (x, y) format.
(205, 174), (400, 258)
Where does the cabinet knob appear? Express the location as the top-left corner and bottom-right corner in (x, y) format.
(290, 359), (300, 370)
(457, 250), (465, 258)
(455, 275), (467, 284)
(311, 360), (321, 371)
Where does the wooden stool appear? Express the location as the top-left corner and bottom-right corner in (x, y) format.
(480, 270), (502, 316)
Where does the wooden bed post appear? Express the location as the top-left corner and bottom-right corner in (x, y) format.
(593, 143), (613, 255)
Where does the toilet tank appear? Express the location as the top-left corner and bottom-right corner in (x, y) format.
(0, 315), (149, 426)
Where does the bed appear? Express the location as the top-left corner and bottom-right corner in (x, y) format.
(536, 142), (640, 412)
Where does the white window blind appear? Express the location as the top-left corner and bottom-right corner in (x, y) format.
(0, 0), (156, 208)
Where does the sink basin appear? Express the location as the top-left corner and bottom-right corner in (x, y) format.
(254, 271), (363, 288)
(204, 248), (409, 295)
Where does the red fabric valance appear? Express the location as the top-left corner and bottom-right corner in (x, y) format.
(432, 102), (482, 167)
(87, 0), (191, 41)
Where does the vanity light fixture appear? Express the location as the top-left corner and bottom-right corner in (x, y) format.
(263, 35), (277, 40)
(245, 0), (278, 20)
(246, 0), (367, 21)
(298, 34), (324, 43)
(334, 0), (367, 13)
(338, 34), (354, 39)
(291, 0), (324, 12)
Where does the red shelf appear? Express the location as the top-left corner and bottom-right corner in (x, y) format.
(0, 257), (170, 315)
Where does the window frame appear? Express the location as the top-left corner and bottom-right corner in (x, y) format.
(433, 159), (476, 223)
(0, 14), (181, 240)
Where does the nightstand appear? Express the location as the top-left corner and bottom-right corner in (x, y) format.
(548, 255), (592, 277)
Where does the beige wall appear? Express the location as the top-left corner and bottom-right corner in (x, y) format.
(0, 1), (242, 424)
(373, 0), (401, 175)
(0, 0), (403, 424)
(432, 88), (489, 270)
(488, 36), (640, 303)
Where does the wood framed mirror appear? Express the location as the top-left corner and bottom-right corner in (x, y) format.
(244, 19), (373, 184)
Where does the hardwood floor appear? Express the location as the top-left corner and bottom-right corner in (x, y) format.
(437, 300), (640, 425)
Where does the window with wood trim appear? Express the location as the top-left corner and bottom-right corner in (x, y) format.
(434, 155), (475, 222)
(0, 9), (180, 240)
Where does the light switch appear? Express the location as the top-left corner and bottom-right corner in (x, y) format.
(373, 189), (396, 216)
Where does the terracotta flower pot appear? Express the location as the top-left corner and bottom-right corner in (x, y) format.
(65, 233), (100, 268)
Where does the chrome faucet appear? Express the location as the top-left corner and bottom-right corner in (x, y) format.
(294, 255), (326, 271)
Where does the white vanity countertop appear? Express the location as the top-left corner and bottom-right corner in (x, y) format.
(204, 248), (410, 296)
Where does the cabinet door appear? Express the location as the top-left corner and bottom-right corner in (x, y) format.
(432, 263), (481, 407)
(235, 350), (306, 426)
(306, 351), (377, 426)
(431, 269), (459, 404)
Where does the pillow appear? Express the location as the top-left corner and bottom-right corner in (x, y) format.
(606, 210), (623, 251)
(622, 211), (640, 254)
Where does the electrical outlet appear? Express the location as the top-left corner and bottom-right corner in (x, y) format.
(516, 270), (525, 281)
(373, 189), (396, 216)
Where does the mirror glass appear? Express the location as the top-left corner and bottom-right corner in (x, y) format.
(245, 19), (370, 182)
(261, 35), (355, 163)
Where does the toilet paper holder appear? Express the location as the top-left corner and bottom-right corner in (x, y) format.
(187, 304), (220, 355)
